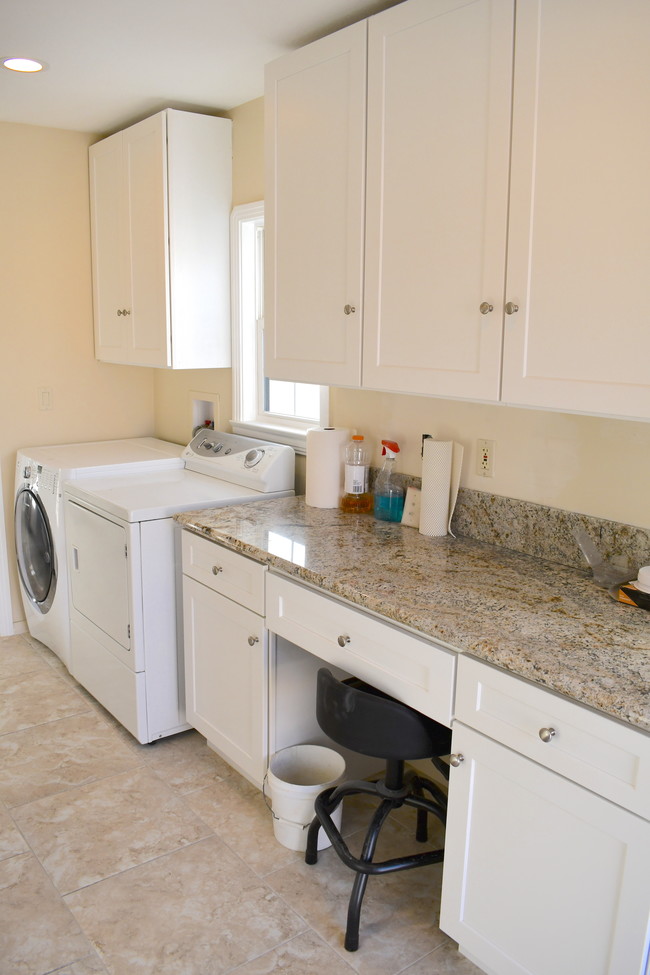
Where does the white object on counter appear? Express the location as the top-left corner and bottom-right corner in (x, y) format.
(419, 438), (463, 538)
(634, 565), (650, 593)
(305, 427), (349, 508)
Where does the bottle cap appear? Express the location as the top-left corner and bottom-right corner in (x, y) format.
(352, 435), (364, 441)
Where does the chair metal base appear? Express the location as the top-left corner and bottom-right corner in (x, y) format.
(305, 765), (447, 952)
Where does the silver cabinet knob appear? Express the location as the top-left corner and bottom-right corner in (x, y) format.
(343, 304), (356, 315)
(479, 302), (494, 315)
(337, 634), (351, 647)
(539, 727), (556, 743)
(450, 753), (465, 767)
(505, 301), (519, 315)
(211, 565), (222, 575)
(248, 635), (259, 646)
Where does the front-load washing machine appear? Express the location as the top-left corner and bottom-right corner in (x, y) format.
(14, 437), (184, 668)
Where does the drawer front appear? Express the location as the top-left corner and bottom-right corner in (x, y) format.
(455, 655), (650, 819)
(266, 573), (456, 727)
(181, 531), (266, 613)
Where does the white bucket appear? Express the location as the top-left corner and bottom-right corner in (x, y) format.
(266, 744), (346, 852)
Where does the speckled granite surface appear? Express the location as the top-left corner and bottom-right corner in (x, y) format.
(175, 497), (650, 734)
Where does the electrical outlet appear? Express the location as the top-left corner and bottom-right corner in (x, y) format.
(477, 439), (495, 477)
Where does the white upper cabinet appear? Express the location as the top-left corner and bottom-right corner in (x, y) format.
(363, 0), (513, 400)
(89, 109), (232, 369)
(264, 23), (367, 386)
(265, 0), (650, 420)
(502, 0), (650, 419)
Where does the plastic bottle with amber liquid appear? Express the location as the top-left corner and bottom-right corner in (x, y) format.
(340, 435), (373, 513)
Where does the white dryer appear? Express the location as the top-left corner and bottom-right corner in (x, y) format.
(63, 429), (294, 744)
(14, 438), (183, 667)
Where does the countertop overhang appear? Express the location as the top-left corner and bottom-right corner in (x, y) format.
(175, 497), (650, 734)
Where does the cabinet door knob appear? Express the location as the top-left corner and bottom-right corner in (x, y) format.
(343, 304), (356, 316)
(248, 635), (259, 646)
(505, 301), (519, 315)
(337, 634), (351, 647)
(450, 753), (464, 767)
(539, 727), (556, 743)
(211, 565), (222, 575)
(116, 308), (131, 316)
(479, 302), (494, 315)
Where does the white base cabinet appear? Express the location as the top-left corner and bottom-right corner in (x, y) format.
(89, 108), (232, 369)
(440, 657), (650, 975)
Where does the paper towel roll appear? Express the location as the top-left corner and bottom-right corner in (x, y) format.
(305, 427), (349, 508)
(419, 439), (464, 537)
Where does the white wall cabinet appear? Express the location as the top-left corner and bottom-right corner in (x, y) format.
(89, 109), (232, 369)
(181, 533), (267, 787)
(440, 657), (650, 975)
(265, 0), (650, 420)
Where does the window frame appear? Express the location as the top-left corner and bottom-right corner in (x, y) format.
(230, 201), (328, 454)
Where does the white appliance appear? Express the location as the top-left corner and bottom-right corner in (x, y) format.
(14, 438), (184, 667)
(63, 430), (294, 744)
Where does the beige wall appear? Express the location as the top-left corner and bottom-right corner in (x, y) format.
(153, 98), (265, 446)
(1, 122), (156, 626)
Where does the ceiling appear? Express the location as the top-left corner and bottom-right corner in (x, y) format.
(1, 0), (402, 134)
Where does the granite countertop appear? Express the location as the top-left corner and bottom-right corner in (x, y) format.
(176, 497), (650, 734)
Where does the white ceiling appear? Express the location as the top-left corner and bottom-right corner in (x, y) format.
(1, 0), (402, 134)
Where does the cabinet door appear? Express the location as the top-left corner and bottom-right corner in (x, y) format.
(265, 22), (366, 386)
(502, 0), (650, 419)
(362, 0), (514, 400)
(89, 129), (128, 361)
(123, 113), (171, 368)
(440, 723), (650, 975)
(183, 576), (267, 788)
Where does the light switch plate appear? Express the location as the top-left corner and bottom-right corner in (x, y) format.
(401, 486), (421, 527)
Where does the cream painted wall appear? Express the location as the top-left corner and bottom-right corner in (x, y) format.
(155, 95), (649, 531)
(152, 98), (264, 445)
(1, 122), (156, 627)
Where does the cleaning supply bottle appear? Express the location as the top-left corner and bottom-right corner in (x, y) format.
(340, 435), (372, 513)
(373, 440), (405, 522)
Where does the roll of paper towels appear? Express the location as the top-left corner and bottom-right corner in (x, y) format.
(419, 439), (464, 537)
(305, 427), (350, 508)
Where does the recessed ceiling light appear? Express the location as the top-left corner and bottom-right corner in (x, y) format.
(2, 57), (45, 73)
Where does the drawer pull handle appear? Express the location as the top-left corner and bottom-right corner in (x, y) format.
(337, 634), (351, 647)
(248, 635), (259, 646)
(450, 753), (464, 767)
(211, 565), (223, 575)
(539, 727), (556, 743)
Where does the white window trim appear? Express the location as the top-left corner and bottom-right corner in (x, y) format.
(230, 201), (328, 455)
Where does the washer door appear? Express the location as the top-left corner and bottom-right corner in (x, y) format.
(15, 487), (57, 613)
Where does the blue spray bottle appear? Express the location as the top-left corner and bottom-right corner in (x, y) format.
(373, 440), (405, 522)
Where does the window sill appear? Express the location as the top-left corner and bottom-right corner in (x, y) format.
(231, 420), (309, 455)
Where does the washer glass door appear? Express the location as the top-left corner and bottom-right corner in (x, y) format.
(15, 488), (57, 612)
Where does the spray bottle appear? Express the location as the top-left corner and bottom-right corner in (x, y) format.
(373, 440), (405, 522)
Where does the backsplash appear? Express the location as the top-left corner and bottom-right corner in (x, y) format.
(369, 470), (650, 574)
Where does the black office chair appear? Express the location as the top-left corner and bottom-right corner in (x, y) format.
(305, 667), (451, 951)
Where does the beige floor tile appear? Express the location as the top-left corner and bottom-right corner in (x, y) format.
(266, 818), (448, 974)
(0, 711), (143, 807)
(232, 930), (357, 974)
(0, 852), (92, 975)
(65, 836), (307, 975)
(0, 669), (90, 736)
(53, 956), (109, 974)
(13, 767), (213, 894)
(141, 729), (235, 795)
(0, 636), (50, 681)
(185, 771), (302, 876)
(0, 805), (29, 861)
(400, 941), (485, 974)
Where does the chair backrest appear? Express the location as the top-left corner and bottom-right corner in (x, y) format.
(315, 668), (451, 760)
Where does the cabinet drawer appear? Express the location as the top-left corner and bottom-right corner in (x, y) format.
(455, 656), (650, 819)
(266, 573), (455, 727)
(181, 531), (266, 614)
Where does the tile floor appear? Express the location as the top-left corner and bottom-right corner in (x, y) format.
(0, 633), (482, 975)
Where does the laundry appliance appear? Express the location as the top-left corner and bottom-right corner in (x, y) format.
(14, 437), (184, 667)
(63, 429), (294, 744)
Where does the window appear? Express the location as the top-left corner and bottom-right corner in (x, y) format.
(231, 201), (328, 452)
